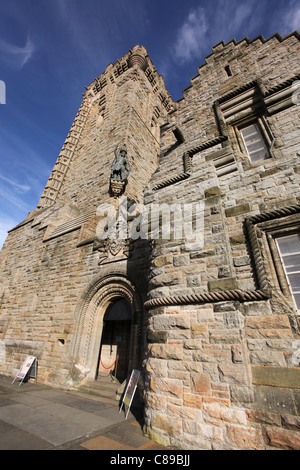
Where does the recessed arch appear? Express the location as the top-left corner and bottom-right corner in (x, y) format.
(71, 272), (144, 384)
(97, 298), (132, 381)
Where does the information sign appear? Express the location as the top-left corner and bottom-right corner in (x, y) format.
(119, 369), (140, 419)
(12, 355), (37, 386)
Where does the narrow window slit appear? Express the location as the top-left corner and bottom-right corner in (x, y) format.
(225, 65), (232, 77)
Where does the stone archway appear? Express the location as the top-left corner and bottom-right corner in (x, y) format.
(71, 273), (144, 385)
(96, 298), (132, 382)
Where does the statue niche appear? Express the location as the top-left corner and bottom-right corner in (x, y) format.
(110, 144), (130, 197)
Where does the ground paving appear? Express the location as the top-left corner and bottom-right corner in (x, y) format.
(0, 375), (167, 451)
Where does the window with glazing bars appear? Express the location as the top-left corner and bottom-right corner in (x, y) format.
(240, 122), (270, 162)
(276, 233), (300, 313)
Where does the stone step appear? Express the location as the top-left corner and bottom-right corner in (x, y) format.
(78, 378), (123, 405)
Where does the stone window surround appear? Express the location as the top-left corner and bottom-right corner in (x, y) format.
(144, 204), (300, 319)
(218, 73), (300, 168)
(218, 83), (275, 168)
(233, 116), (274, 165)
(253, 212), (300, 314)
(152, 73), (299, 192)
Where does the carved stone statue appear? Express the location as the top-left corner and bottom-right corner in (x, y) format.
(111, 145), (130, 182)
(110, 144), (131, 197)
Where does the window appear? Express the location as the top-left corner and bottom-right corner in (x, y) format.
(244, 205), (300, 315)
(276, 233), (300, 312)
(225, 65), (232, 77)
(240, 122), (270, 162)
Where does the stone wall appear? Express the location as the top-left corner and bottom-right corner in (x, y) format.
(0, 34), (300, 450)
(0, 45), (173, 388)
(143, 33), (300, 450)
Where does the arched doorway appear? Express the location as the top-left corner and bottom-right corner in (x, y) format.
(71, 272), (145, 387)
(96, 298), (132, 382)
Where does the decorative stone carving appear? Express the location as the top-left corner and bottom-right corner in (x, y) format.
(71, 272), (143, 382)
(127, 53), (148, 71)
(93, 237), (132, 265)
(110, 144), (131, 197)
(110, 179), (126, 197)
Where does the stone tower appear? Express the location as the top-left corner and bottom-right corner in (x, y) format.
(1, 33), (300, 450)
(0, 45), (174, 386)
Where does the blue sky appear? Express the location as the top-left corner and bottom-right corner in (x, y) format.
(0, 0), (299, 248)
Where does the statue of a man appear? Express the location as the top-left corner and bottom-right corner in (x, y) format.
(111, 145), (130, 181)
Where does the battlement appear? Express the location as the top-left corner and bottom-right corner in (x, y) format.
(210, 30), (300, 54)
(85, 44), (175, 113)
(178, 31), (300, 101)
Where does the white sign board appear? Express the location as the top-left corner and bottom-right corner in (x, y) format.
(119, 369), (140, 419)
(12, 355), (37, 386)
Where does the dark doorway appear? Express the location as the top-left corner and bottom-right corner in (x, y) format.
(96, 298), (131, 383)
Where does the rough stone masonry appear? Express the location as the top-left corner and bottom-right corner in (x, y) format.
(1, 32), (300, 450)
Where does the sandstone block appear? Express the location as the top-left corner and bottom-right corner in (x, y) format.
(152, 313), (190, 331)
(149, 343), (183, 360)
(203, 403), (247, 425)
(208, 278), (238, 292)
(264, 426), (300, 450)
(229, 234), (246, 245)
(150, 272), (182, 287)
(246, 409), (281, 427)
(153, 254), (173, 268)
(218, 363), (250, 385)
(245, 315), (291, 330)
(145, 357), (168, 376)
(252, 366), (300, 388)
(191, 373), (212, 395)
(204, 186), (222, 198)
(151, 413), (182, 437)
(225, 204), (251, 217)
(147, 330), (168, 343)
(226, 424), (264, 450)
(183, 392), (202, 409)
(191, 324), (208, 338)
(150, 377), (183, 399)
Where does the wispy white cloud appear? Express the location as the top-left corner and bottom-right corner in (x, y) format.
(174, 7), (209, 63)
(0, 174), (30, 193)
(173, 1), (260, 64)
(231, 3), (256, 30)
(0, 34), (35, 69)
(280, 1), (300, 33)
(0, 182), (32, 213)
(0, 128), (52, 228)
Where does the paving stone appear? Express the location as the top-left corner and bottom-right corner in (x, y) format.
(0, 375), (166, 450)
(80, 435), (135, 451)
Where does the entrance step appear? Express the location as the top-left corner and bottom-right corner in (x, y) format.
(78, 377), (124, 405)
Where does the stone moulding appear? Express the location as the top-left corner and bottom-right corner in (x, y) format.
(152, 71), (300, 192)
(144, 203), (300, 310)
(144, 288), (268, 309)
(152, 151), (192, 191)
(71, 269), (146, 381)
(37, 98), (91, 209)
(152, 136), (228, 191)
